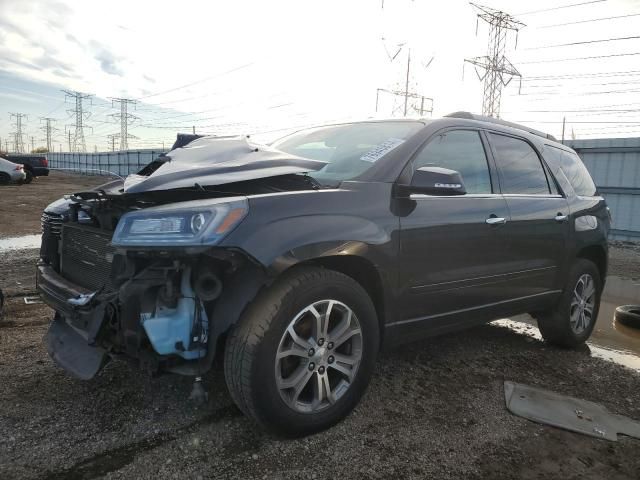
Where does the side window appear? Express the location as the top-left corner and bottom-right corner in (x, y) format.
(560, 151), (597, 196)
(413, 130), (492, 194)
(489, 133), (550, 195)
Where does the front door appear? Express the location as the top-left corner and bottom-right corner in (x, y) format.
(397, 129), (513, 332)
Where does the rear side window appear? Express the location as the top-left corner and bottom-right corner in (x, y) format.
(489, 133), (550, 195)
(554, 148), (596, 196)
(413, 130), (492, 194)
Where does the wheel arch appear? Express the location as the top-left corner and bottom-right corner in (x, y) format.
(294, 255), (387, 345)
(576, 244), (607, 282)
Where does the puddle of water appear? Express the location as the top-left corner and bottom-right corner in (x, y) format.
(494, 275), (640, 371)
(0, 234), (42, 252)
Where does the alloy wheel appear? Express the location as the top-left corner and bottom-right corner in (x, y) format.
(274, 299), (363, 413)
(570, 273), (596, 335)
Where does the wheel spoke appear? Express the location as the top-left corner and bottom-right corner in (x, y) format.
(309, 304), (328, 341)
(311, 372), (324, 409)
(333, 327), (362, 350)
(287, 325), (312, 350)
(329, 361), (355, 380)
(279, 365), (313, 391)
(322, 374), (335, 404)
(276, 344), (308, 360)
(583, 303), (594, 316)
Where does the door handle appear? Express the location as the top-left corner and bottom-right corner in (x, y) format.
(555, 213), (568, 222)
(486, 216), (507, 225)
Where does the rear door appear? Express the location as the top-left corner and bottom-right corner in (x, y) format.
(397, 129), (513, 330)
(487, 132), (570, 299)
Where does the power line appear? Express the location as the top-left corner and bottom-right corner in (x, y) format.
(519, 52), (640, 64)
(516, 0), (606, 16)
(526, 35), (640, 50)
(464, 3), (524, 118)
(522, 70), (640, 80)
(537, 12), (640, 28)
(138, 62), (254, 100)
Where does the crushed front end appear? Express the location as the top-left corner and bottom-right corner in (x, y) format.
(36, 135), (326, 381)
(37, 191), (255, 380)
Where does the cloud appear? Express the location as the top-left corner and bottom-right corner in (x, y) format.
(90, 41), (124, 77)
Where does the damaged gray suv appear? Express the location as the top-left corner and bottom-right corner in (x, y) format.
(37, 113), (609, 435)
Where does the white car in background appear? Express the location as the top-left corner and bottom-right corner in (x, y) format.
(0, 156), (26, 184)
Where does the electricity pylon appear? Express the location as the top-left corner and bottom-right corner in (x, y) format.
(109, 98), (138, 150)
(107, 134), (119, 152)
(464, 3), (524, 118)
(40, 117), (58, 152)
(63, 90), (93, 152)
(9, 113), (27, 153)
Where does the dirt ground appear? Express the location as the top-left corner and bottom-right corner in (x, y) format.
(1, 174), (639, 479)
(0, 172), (113, 238)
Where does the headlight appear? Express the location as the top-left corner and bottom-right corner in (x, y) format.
(112, 197), (248, 247)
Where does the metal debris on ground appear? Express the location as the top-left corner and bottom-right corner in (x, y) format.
(504, 381), (640, 442)
(23, 296), (43, 305)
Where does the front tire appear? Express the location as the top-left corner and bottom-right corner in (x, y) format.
(224, 266), (379, 436)
(536, 259), (602, 348)
(24, 170), (33, 184)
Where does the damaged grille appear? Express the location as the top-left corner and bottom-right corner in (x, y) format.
(60, 224), (115, 291)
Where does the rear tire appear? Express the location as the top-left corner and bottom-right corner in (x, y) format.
(0, 172), (10, 185)
(536, 259), (602, 348)
(24, 170), (33, 184)
(224, 266), (379, 436)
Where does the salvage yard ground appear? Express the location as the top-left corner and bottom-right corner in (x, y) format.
(1, 173), (639, 479)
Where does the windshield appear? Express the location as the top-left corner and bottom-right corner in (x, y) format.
(272, 121), (424, 186)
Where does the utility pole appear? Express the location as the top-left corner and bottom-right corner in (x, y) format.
(30, 136), (35, 152)
(561, 116), (566, 144)
(9, 113), (27, 153)
(63, 90), (93, 152)
(192, 126), (196, 134)
(68, 131), (72, 152)
(403, 48), (411, 116)
(108, 98), (138, 151)
(4, 140), (8, 152)
(40, 117), (58, 152)
(464, 3), (524, 118)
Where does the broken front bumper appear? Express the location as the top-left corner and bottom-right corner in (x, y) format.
(37, 264), (109, 379)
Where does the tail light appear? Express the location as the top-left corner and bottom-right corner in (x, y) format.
(15, 164), (23, 171)
(42, 157), (48, 167)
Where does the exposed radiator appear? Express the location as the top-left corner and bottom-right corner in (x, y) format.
(60, 224), (115, 292)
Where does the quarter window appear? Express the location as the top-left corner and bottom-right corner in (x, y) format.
(489, 133), (551, 195)
(413, 130), (492, 194)
(555, 149), (596, 196)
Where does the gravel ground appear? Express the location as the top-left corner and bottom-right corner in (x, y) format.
(1, 174), (639, 479)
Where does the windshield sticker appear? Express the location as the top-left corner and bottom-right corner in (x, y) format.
(360, 138), (405, 162)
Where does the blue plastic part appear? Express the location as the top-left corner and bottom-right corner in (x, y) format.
(141, 268), (208, 360)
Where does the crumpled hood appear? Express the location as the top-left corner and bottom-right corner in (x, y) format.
(124, 135), (327, 193)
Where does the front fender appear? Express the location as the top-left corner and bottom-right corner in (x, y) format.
(230, 214), (391, 272)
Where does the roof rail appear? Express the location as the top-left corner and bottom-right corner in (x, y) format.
(445, 111), (557, 142)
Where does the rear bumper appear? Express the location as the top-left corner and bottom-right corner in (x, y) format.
(10, 171), (26, 182)
(32, 167), (49, 176)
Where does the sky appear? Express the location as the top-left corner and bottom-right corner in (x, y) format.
(1, 0), (640, 152)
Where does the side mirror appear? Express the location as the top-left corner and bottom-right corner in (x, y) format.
(408, 166), (466, 196)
